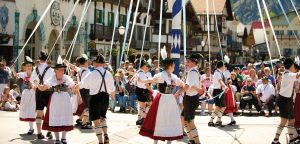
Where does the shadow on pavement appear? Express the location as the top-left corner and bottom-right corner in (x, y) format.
(74, 125), (94, 133)
(8, 134), (55, 144)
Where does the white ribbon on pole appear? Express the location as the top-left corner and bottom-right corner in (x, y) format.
(14, 0), (55, 64)
(256, 0), (277, 85)
(67, 0), (91, 61)
(46, 0), (80, 61)
(124, 0), (141, 63)
(108, 0), (121, 65)
(138, 0), (152, 69)
(117, 0), (134, 68)
(261, 0), (281, 57)
(206, 0), (211, 66)
(158, 0), (164, 67)
(290, 0), (300, 21)
(213, 0), (224, 60)
(182, 0), (187, 79)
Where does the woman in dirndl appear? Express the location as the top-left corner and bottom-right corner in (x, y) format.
(225, 78), (238, 125)
(38, 56), (74, 144)
(12, 56), (36, 135)
(139, 58), (189, 144)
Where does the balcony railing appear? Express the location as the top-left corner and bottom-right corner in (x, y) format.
(93, 24), (131, 42)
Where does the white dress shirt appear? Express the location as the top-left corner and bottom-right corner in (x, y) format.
(186, 67), (200, 96)
(279, 70), (298, 98)
(30, 63), (54, 85)
(136, 70), (152, 89)
(212, 69), (224, 89)
(79, 67), (115, 95)
(256, 83), (275, 102)
(76, 67), (90, 82)
(154, 71), (184, 86)
(44, 75), (75, 89)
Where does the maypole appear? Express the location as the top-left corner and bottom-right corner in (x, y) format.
(172, 0), (182, 76)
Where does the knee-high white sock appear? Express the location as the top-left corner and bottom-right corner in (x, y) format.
(145, 105), (150, 117)
(166, 140), (172, 144)
(217, 110), (225, 121)
(141, 107), (146, 118)
(228, 113), (235, 121)
(138, 107), (142, 120)
(95, 125), (103, 143)
(62, 131), (67, 139)
(274, 125), (284, 140)
(210, 111), (218, 122)
(54, 132), (60, 141)
(287, 125), (298, 140)
(29, 122), (34, 130)
(154, 140), (158, 144)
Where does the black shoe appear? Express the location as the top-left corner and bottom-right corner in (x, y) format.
(215, 121), (224, 127)
(61, 139), (67, 144)
(104, 134), (109, 144)
(37, 133), (45, 139)
(183, 131), (187, 136)
(27, 129), (34, 135)
(46, 132), (53, 139)
(81, 124), (93, 129)
(54, 140), (60, 144)
(136, 119), (143, 125)
(208, 122), (215, 127)
(188, 140), (195, 144)
(75, 119), (83, 126)
(227, 121), (236, 126)
(87, 121), (92, 126)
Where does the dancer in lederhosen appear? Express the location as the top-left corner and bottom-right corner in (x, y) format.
(272, 58), (300, 144)
(139, 53), (189, 144)
(12, 56), (36, 135)
(77, 54), (115, 144)
(30, 51), (54, 139)
(67, 54), (92, 129)
(38, 56), (74, 144)
(182, 53), (204, 144)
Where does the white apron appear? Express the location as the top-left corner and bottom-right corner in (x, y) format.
(19, 89), (36, 121)
(49, 92), (73, 126)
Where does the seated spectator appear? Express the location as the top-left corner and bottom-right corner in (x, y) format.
(240, 78), (256, 115)
(9, 84), (21, 103)
(264, 67), (275, 85)
(256, 76), (275, 117)
(125, 74), (137, 114)
(1, 87), (18, 111)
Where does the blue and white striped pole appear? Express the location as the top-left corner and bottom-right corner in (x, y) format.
(172, 0), (182, 76)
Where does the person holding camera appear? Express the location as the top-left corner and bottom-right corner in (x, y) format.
(240, 78), (256, 116)
(255, 76), (275, 117)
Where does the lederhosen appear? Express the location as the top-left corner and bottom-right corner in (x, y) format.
(278, 71), (295, 119)
(135, 71), (150, 102)
(181, 69), (200, 121)
(35, 66), (52, 110)
(79, 69), (90, 108)
(89, 69), (109, 121)
(213, 70), (226, 108)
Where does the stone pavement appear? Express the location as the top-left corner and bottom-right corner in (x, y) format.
(0, 110), (289, 144)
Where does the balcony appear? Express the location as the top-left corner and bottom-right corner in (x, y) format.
(93, 24), (131, 42)
(130, 40), (157, 50)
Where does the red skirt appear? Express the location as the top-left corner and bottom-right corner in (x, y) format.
(42, 94), (73, 132)
(73, 103), (85, 116)
(295, 93), (300, 128)
(139, 93), (183, 141)
(224, 87), (238, 114)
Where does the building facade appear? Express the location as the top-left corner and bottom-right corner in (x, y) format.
(0, 0), (87, 67)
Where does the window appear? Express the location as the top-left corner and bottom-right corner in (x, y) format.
(288, 30), (298, 36)
(284, 48), (293, 56)
(95, 10), (103, 24)
(297, 48), (300, 55)
(108, 12), (114, 26)
(275, 30), (284, 35)
(119, 14), (126, 27)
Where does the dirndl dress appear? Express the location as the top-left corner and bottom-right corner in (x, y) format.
(294, 93), (300, 128)
(225, 86), (238, 113)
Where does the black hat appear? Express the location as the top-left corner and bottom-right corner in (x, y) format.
(93, 54), (105, 63)
(186, 53), (202, 63)
(140, 60), (151, 68)
(161, 58), (175, 68)
(39, 51), (48, 61)
(52, 56), (67, 69)
(76, 54), (89, 65)
(216, 61), (224, 68)
(284, 58), (298, 69)
(23, 56), (34, 65)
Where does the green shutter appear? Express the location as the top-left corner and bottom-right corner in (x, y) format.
(111, 13), (114, 26)
(123, 15), (126, 26)
(99, 10), (103, 23)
